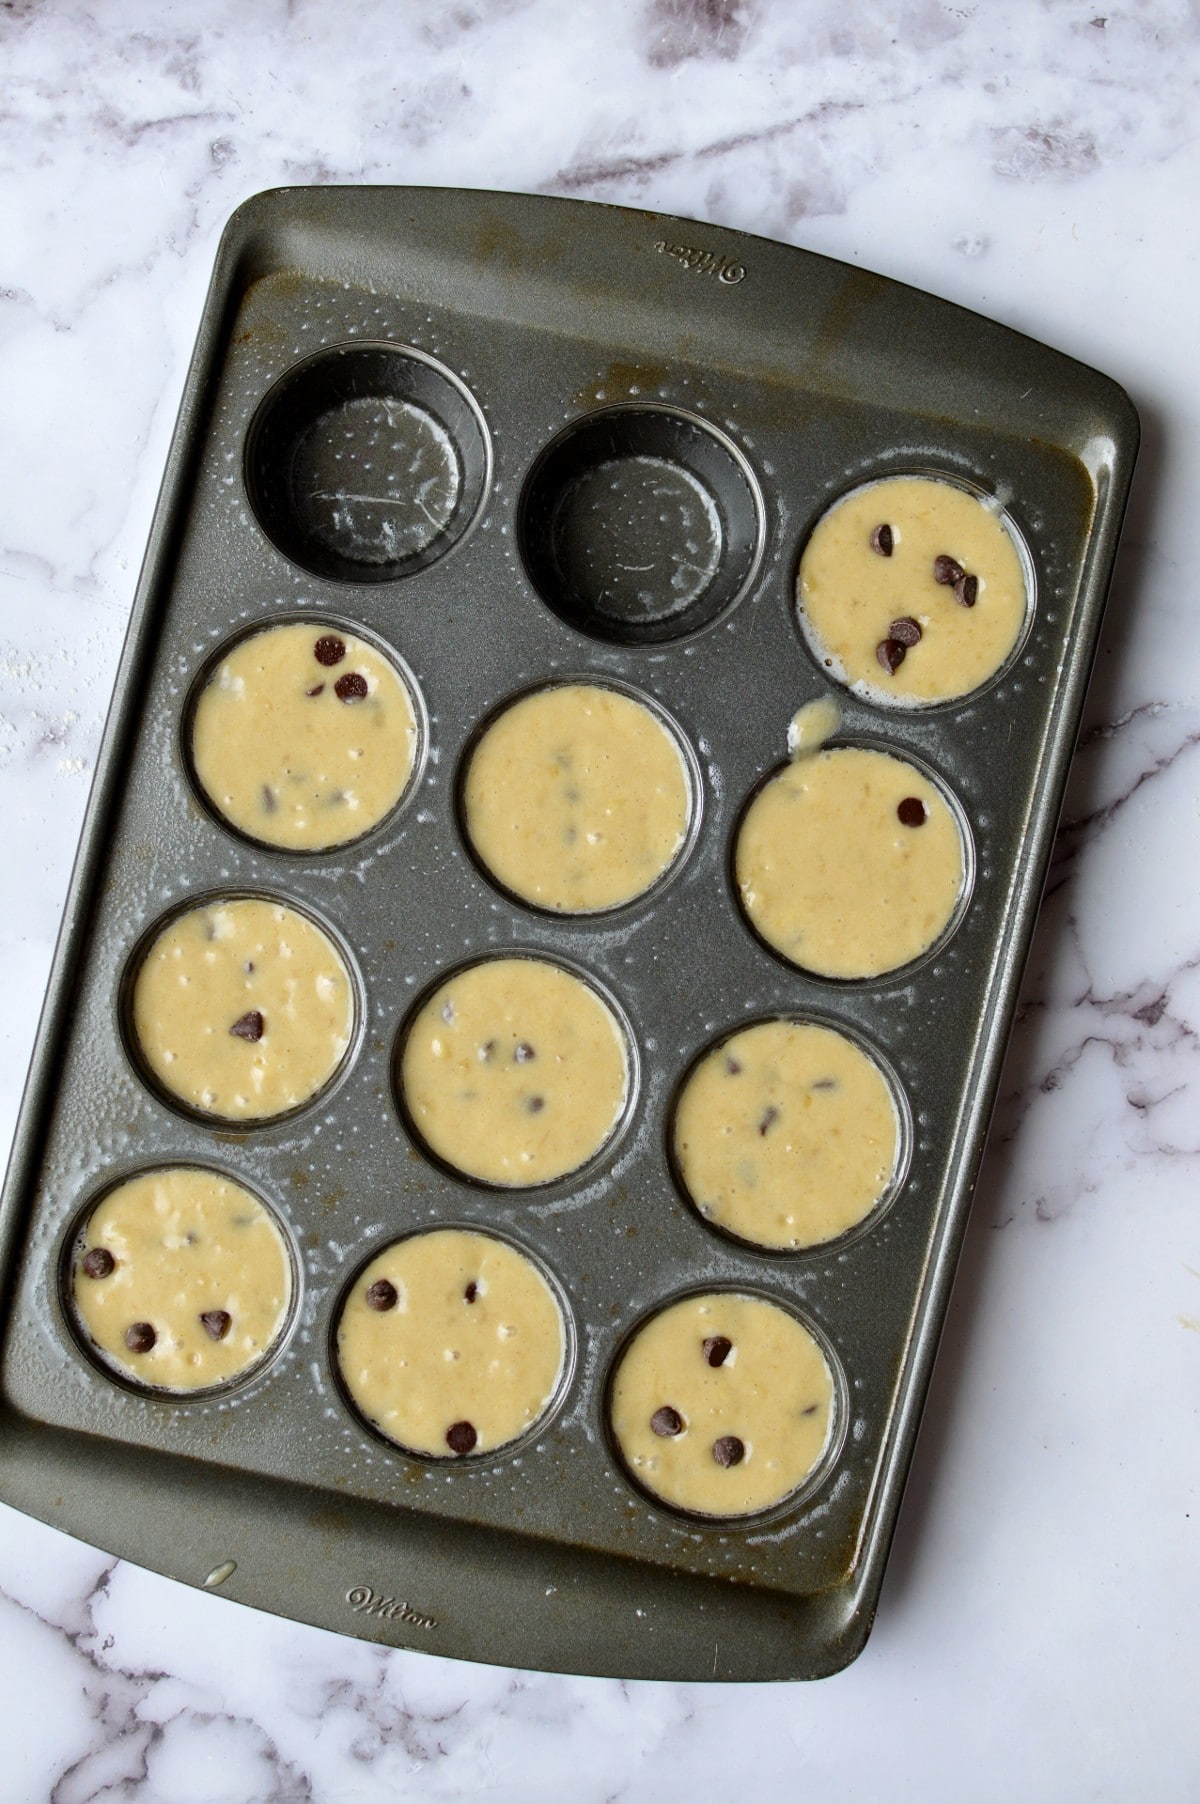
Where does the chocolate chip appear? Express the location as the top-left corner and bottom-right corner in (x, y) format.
(703, 1335), (732, 1367)
(200, 1309), (232, 1341)
(124, 1322), (156, 1354)
(526, 1095), (545, 1114)
(889, 615), (922, 647)
(365, 1278), (398, 1312)
(305, 682), (325, 698)
(712, 1435), (745, 1468)
(261, 784), (278, 814)
(441, 1000), (455, 1023)
(229, 1010), (264, 1042)
(876, 637), (906, 675)
(801, 1402), (820, 1416)
(446, 1420), (477, 1455)
(933, 554), (964, 586)
(897, 796), (927, 827)
(758, 1106), (779, 1136)
(81, 1247), (114, 1279)
(243, 961), (255, 974)
(870, 522), (894, 557)
(954, 572), (978, 608)
(314, 634), (346, 667)
(478, 1039), (496, 1062)
(334, 672), (368, 703)
(811, 1077), (837, 1091)
(650, 1405), (684, 1437)
(724, 1055), (743, 1075)
(514, 1042), (535, 1063)
(464, 1281), (478, 1304)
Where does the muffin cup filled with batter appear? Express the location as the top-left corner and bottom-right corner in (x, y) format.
(64, 1165), (297, 1396)
(334, 1228), (571, 1459)
(734, 741), (973, 981)
(125, 892), (359, 1124)
(795, 472), (1034, 708)
(608, 1289), (844, 1520)
(187, 617), (424, 853)
(459, 679), (698, 915)
(397, 954), (633, 1188)
(671, 1018), (909, 1251)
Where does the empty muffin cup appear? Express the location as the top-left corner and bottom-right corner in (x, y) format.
(672, 1019), (907, 1250)
(608, 1290), (840, 1518)
(127, 894), (357, 1123)
(734, 743), (971, 980)
(335, 1228), (570, 1458)
(245, 343), (491, 582)
(397, 955), (632, 1187)
(66, 1166), (295, 1394)
(796, 473), (1034, 706)
(459, 680), (696, 913)
(188, 618), (422, 852)
(518, 405), (764, 644)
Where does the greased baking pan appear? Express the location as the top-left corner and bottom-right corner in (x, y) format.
(0, 188), (1137, 1680)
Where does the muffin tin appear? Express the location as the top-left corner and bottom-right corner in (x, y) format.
(0, 188), (1137, 1680)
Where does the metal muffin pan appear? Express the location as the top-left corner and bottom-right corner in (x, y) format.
(0, 187), (1137, 1680)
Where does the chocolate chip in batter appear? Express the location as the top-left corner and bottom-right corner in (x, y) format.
(514, 1042), (535, 1063)
(758, 1105), (779, 1136)
(229, 1010), (265, 1042)
(526, 1095), (546, 1114)
(125, 1321), (156, 1354)
(876, 637), (906, 675)
(724, 1055), (743, 1076)
(446, 1419), (477, 1455)
(334, 672), (369, 703)
(441, 999), (455, 1023)
(365, 1278), (398, 1312)
(464, 1281), (478, 1304)
(305, 682), (325, 698)
(870, 523), (894, 557)
(200, 1309), (232, 1341)
(897, 796), (927, 827)
(650, 1405), (684, 1437)
(811, 1077), (838, 1091)
(801, 1402), (820, 1416)
(477, 1039), (497, 1062)
(933, 554), (964, 586)
(712, 1435), (745, 1468)
(261, 784), (278, 814)
(889, 615), (922, 647)
(81, 1247), (115, 1279)
(703, 1335), (732, 1368)
(954, 572), (979, 608)
(314, 634), (346, 667)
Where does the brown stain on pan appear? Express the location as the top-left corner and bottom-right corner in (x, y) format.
(571, 360), (670, 409)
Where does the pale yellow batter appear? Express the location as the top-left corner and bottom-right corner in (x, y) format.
(70, 1167), (293, 1391)
(399, 957), (629, 1186)
(462, 684), (692, 912)
(787, 694), (841, 758)
(190, 621), (419, 851)
(131, 896), (355, 1120)
(736, 746), (966, 979)
(673, 1020), (901, 1249)
(797, 475), (1030, 704)
(336, 1229), (566, 1456)
(609, 1292), (835, 1517)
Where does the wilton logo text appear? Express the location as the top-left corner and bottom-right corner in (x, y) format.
(346, 1585), (437, 1630)
(654, 240), (746, 284)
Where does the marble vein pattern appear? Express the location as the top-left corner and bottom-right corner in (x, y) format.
(1, 0), (1198, 1798)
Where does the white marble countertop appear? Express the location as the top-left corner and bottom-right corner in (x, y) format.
(1, 3), (1196, 1798)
